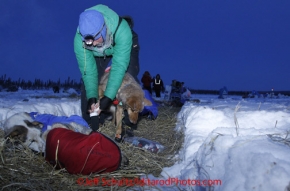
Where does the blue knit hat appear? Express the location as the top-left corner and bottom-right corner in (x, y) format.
(79, 10), (107, 41)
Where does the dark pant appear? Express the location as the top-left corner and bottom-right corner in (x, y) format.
(143, 86), (152, 94)
(81, 55), (140, 127)
(155, 89), (161, 97)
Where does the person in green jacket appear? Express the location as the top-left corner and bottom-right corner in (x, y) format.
(74, 4), (140, 134)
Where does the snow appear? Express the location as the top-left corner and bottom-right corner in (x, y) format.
(0, 88), (290, 191)
(159, 94), (290, 191)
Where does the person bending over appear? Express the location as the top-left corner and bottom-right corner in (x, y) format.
(74, 4), (140, 133)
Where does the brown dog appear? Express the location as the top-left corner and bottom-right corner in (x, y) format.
(99, 72), (152, 140)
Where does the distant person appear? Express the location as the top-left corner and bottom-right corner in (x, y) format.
(171, 79), (181, 93)
(179, 82), (186, 93)
(141, 71), (153, 94)
(74, 4), (140, 131)
(153, 74), (164, 98)
(171, 79), (176, 87)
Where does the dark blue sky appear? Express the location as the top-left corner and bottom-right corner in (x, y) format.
(1, 1), (289, 91)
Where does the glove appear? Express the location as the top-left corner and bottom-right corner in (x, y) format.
(87, 97), (97, 113)
(86, 98), (99, 131)
(99, 96), (112, 111)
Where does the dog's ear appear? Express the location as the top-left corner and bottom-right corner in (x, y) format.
(24, 120), (43, 129)
(5, 125), (28, 142)
(143, 98), (152, 106)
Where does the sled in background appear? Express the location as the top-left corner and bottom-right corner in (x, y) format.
(161, 80), (192, 107)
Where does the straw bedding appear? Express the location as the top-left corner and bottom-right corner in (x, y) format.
(0, 103), (183, 191)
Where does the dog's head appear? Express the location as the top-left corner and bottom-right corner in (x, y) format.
(4, 112), (45, 152)
(126, 95), (152, 124)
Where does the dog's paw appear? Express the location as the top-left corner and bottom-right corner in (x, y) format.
(115, 137), (122, 143)
(115, 134), (124, 143)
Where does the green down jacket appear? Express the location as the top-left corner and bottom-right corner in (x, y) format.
(74, 4), (132, 100)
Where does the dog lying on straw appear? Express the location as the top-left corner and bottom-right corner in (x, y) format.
(3, 112), (128, 174)
(3, 112), (91, 152)
(99, 72), (152, 141)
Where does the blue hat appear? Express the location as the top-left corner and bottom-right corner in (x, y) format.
(79, 10), (107, 41)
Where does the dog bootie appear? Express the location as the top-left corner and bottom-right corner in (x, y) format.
(115, 126), (126, 143)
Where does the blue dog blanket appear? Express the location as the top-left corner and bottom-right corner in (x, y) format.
(140, 90), (159, 119)
(29, 112), (89, 132)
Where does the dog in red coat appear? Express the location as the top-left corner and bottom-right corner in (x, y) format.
(45, 126), (127, 175)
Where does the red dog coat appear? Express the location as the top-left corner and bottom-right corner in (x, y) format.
(45, 128), (121, 175)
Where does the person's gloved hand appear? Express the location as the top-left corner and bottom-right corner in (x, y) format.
(86, 97), (99, 131)
(99, 96), (112, 111)
(87, 97), (97, 113)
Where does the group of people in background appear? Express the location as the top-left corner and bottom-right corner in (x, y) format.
(171, 79), (186, 94)
(141, 71), (164, 98)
